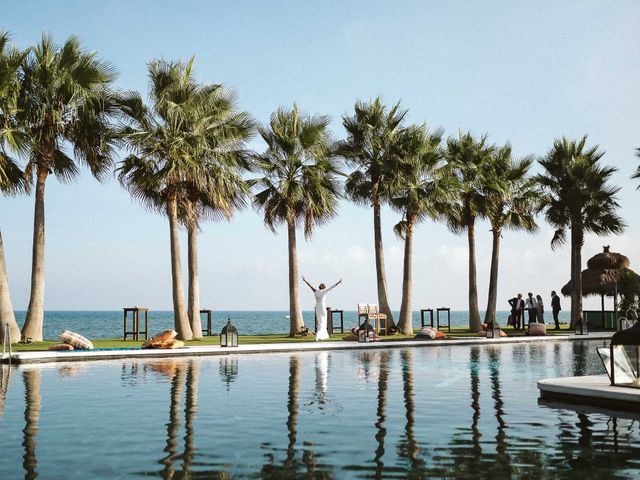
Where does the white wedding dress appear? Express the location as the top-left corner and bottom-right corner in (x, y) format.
(314, 284), (337, 341)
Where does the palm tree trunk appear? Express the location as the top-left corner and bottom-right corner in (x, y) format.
(373, 197), (395, 328)
(22, 169), (48, 342)
(285, 356), (300, 467)
(287, 218), (304, 336)
(570, 225), (583, 328)
(398, 219), (415, 335)
(187, 223), (202, 339)
(182, 360), (199, 473)
(161, 361), (186, 478)
(467, 219), (482, 332)
(374, 351), (389, 480)
(0, 230), (20, 344)
(167, 196), (192, 340)
(484, 227), (502, 325)
(23, 368), (41, 480)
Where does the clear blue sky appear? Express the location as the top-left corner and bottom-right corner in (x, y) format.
(2, 1), (639, 311)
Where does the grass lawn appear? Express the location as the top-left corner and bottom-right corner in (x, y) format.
(8, 324), (582, 352)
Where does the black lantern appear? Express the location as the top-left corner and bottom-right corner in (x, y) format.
(220, 317), (238, 347)
(575, 317), (589, 335)
(358, 318), (374, 343)
(486, 319), (500, 339)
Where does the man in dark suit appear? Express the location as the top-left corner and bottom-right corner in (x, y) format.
(509, 293), (525, 329)
(551, 291), (561, 330)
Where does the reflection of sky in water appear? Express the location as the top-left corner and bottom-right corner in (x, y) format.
(0, 341), (638, 479)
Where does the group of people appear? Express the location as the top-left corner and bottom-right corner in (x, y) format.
(508, 291), (562, 330)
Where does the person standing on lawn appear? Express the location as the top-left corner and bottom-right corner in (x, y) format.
(551, 291), (562, 330)
(508, 294), (525, 329)
(303, 277), (342, 341)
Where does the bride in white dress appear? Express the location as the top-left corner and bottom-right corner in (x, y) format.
(303, 276), (342, 341)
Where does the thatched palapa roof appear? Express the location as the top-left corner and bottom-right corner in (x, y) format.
(561, 246), (640, 297)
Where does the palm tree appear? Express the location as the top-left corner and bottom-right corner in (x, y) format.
(390, 125), (454, 335)
(483, 146), (539, 325)
(119, 58), (242, 340)
(444, 132), (495, 332)
(0, 32), (26, 344)
(17, 35), (119, 341)
(179, 95), (253, 338)
(633, 148), (640, 187)
(537, 136), (625, 327)
(253, 104), (341, 337)
(336, 98), (408, 327)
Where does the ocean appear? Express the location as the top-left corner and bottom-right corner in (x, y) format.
(12, 310), (571, 340)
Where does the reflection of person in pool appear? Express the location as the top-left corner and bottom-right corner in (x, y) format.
(302, 277), (342, 341)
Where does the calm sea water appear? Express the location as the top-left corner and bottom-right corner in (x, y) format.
(13, 310), (571, 339)
(0, 341), (637, 479)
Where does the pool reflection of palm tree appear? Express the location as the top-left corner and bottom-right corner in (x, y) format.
(22, 368), (41, 480)
(397, 349), (424, 475)
(440, 346), (483, 475)
(261, 355), (334, 479)
(487, 347), (512, 475)
(0, 363), (12, 419)
(260, 356), (300, 478)
(469, 347), (482, 464)
(182, 360), (199, 474)
(160, 361), (186, 479)
(374, 351), (390, 479)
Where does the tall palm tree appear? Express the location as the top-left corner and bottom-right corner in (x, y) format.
(0, 32), (27, 344)
(537, 136), (625, 327)
(483, 146), (539, 325)
(253, 104), (341, 337)
(119, 58), (241, 340)
(336, 98), (408, 327)
(17, 35), (119, 341)
(179, 96), (253, 338)
(390, 124), (454, 335)
(445, 132), (495, 332)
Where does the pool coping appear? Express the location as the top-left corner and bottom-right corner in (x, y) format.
(2, 331), (613, 365)
(538, 374), (640, 412)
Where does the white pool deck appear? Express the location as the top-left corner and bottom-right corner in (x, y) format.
(538, 374), (640, 411)
(2, 331), (613, 365)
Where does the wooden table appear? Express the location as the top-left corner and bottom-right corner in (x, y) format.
(201, 309), (213, 336)
(436, 307), (451, 333)
(123, 307), (149, 341)
(329, 309), (344, 333)
(420, 308), (434, 327)
(315, 308), (345, 335)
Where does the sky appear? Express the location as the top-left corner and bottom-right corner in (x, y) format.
(1, 1), (640, 312)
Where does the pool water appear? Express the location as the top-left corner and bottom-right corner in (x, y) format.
(0, 341), (638, 479)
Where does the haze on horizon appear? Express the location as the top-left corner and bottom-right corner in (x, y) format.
(2, 1), (639, 314)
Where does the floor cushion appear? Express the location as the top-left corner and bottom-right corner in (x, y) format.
(48, 343), (75, 351)
(416, 326), (437, 339)
(60, 330), (94, 350)
(528, 323), (546, 336)
(142, 330), (177, 349)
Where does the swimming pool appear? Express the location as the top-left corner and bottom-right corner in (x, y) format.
(0, 341), (638, 479)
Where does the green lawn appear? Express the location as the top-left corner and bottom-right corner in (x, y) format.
(8, 324), (581, 352)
